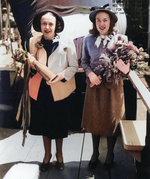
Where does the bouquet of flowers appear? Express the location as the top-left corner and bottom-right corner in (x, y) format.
(12, 48), (28, 64)
(12, 48), (57, 81)
(11, 48), (57, 146)
(93, 34), (149, 84)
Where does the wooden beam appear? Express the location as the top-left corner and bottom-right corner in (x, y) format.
(120, 120), (146, 151)
(0, 0), (2, 37)
(127, 150), (142, 162)
(128, 70), (150, 113)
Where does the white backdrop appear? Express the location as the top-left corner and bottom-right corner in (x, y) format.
(32, 3), (127, 40)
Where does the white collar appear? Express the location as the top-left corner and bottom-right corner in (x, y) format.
(52, 35), (60, 43)
(95, 35), (111, 48)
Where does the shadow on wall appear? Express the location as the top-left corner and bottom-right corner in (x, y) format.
(0, 70), (23, 128)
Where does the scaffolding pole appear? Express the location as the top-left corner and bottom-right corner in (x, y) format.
(148, 0), (150, 55)
(0, 0), (2, 38)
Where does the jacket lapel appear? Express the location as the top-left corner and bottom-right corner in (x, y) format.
(30, 35), (47, 65)
(37, 48), (47, 65)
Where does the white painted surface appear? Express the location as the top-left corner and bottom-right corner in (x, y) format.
(3, 163), (39, 179)
(0, 131), (91, 164)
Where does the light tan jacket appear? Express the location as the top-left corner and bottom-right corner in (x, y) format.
(29, 34), (78, 101)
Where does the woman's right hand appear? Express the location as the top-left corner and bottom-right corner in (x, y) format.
(27, 52), (36, 69)
(88, 72), (102, 87)
(116, 59), (130, 75)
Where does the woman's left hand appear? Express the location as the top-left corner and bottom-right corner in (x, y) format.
(116, 59), (130, 75)
(46, 71), (65, 85)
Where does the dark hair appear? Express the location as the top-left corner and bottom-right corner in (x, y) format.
(33, 10), (64, 33)
(89, 11), (116, 36)
(56, 20), (62, 33)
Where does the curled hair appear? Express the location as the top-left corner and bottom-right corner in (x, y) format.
(56, 20), (62, 33)
(89, 12), (116, 36)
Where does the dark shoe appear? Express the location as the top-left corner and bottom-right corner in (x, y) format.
(40, 162), (50, 172)
(103, 161), (114, 170)
(56, 161), (64, 171)
(103, 153), (114, 170)
(88, 159), (99, 169)
(88, 152), (99, 169)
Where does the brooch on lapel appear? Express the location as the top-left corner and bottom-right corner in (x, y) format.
(63, 47), (67, 52)
(35, 41), (43, 49)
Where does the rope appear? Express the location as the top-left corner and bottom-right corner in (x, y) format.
(77, 131), (85, 179)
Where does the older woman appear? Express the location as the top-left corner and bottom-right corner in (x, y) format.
(28, 9), (78, 172)
(81, 6), (130, 170)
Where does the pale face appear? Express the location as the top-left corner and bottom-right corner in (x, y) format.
(95, 12), (110, 36)
(40, 13), (56, 40)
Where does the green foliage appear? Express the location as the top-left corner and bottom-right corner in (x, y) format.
(122, 0), (148, 52)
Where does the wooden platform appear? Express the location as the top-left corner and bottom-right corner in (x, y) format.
(120, 71), (149, 163)
(0, 130), (137, 179)
(120, 120), (146, 151)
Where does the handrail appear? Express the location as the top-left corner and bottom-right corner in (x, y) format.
(128, 70), (150, 113)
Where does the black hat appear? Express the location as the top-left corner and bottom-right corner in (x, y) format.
(33, 9), (64, 33)
(89, 4), (118, 24)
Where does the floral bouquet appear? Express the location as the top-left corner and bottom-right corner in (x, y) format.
(12, 48), (28, 64)
(12, 48), (57, 81)
(93, 35), (150, 84)
(11, 48), (57, 146)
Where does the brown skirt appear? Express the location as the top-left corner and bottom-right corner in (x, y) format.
(81, 78), (125, 136)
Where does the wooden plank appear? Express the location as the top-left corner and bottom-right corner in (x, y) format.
(24, 134), (44, 163)
(127, 151), (142, 162)
(128, 71), (150, 112)
(0, 131), (38, 164)
(137, 99), (147, 121)
(0, 131), (19, 158)
(3, 163), (39, 179)
(120, 120), (146, 151)
(140, 77), (150, 89)
(0, 131), (138, 179)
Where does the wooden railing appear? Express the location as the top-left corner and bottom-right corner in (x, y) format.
(120, 70), (150, 177)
